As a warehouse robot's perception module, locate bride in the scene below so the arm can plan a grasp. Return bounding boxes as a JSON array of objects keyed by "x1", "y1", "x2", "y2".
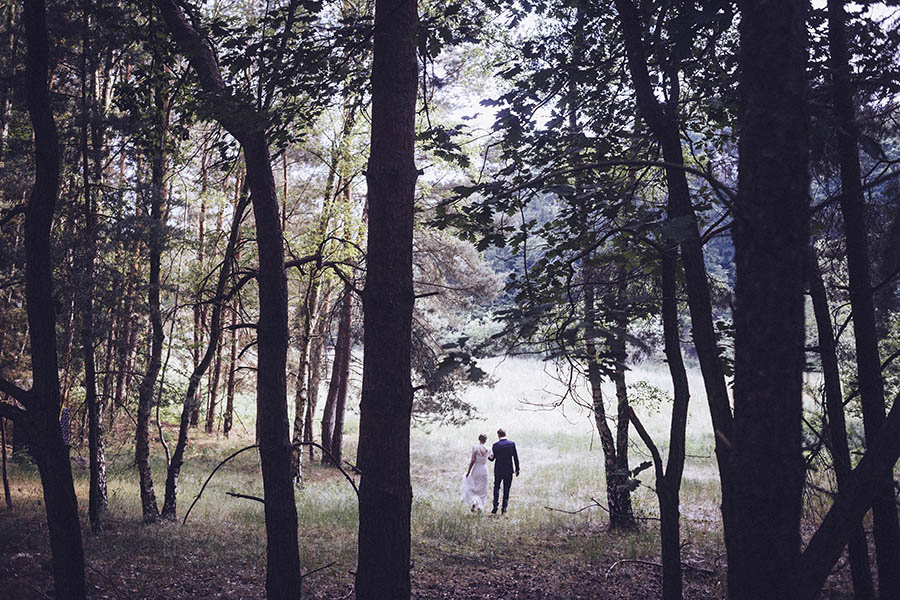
[{"x1": 461, "y1": 433, "x2": 491, "y2": 512}]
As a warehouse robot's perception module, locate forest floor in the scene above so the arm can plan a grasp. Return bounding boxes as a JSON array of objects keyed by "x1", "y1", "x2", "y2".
[{"x1": 0, "y1": 357, "x2": 860, "y2": 599}]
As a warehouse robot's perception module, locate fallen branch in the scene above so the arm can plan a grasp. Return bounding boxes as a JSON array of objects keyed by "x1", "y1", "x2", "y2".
[
  {"x1": 183, "y1": 441, "x2": 360, "y2": 525},
  {"x1": 182, "y1": 445, "x2": 260, "y2": 525},
  {"x1": 545, "y1": 497, "x2": 660, "y2": 521},
  {"x1": 302, "y1": 561, "x2": 336, "y2": 579},
  {"x1": 605, "y1": 558, "x2": 715, "y2": 579},
  {"x1": 225, "y1": 491, "x2": 265, "y2": 504}
]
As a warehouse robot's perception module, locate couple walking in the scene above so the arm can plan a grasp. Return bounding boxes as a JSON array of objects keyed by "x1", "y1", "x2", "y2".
[{"x1": 461, "y1": 428, "x2": 520, "y2": 515}]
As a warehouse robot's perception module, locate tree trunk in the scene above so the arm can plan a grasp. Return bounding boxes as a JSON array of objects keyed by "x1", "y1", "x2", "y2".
[
  {"x1": 22, "y1": 0, "x2": 86, "y2": 594},
  {"x1": 290, "y1": 274, "x2": 318, "y2": 483},
  {"x1": 79, "y1": 0, "x2": 106, "y2": 532},
  {"x1": 330, "y1": 288, "x2": 353, "y2": 467},
  {"x1": 1, "y1": 416, "x2": 10, "y2": 510},
  {"x1": 155, "y1": 2, "x2": 301, "y2": 596},
  {"x1": 224, "y1": 296, "x2": 238, "y2": 438},
  {"x1": 613, "y1": 0, "x2": 736, "y2": 549},
  {"x1": 827, "y1": 1, "x2": 900, "y2": 594},
  {"x1": 807, "y1": 250, "x2": 875, "y2": 599},
  {"x1": 135, "y1": 44, "x2": 169, "y2": 523},
  {"x1": 320, "y1": 329, "x2": 342, "y2": 463},
  {"x1": 729, "y1": 2, "x2": 809, "y2": 597},
  {"x1": 610, "y1": 279, "x2": 635, "y2": 529},
  {"x1": 304, "y1": 293, "x2": 330, "y2": 460},
  {"x1": 192, "y1": 149, "x2": 209, "y2": 430},
  {"x1": 206, "y1": 325, "x2": 223, "y2": 433},
  {"x1": 656, "y1": 246, "x2": 692, "y2": 600},
  {"x1": 161, "y1": 192, "x2": 248, "y2": 520},
  {"x1": 355, "y1": 0, "x2": 418, "y2": 595}
]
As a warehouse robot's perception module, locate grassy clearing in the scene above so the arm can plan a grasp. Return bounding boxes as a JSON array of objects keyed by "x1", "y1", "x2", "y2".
[{"x1": 2, "y1": 357, "x2": 741, "y2": 598}]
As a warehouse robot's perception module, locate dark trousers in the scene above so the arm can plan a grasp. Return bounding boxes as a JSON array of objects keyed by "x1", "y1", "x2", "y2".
[{"x1": 492, "y1": 471, "x2": 513, "y2": 513}]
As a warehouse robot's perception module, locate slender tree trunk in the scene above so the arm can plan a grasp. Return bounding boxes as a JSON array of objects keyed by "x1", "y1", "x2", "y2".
[
  {"x1": 223, "y1": 297, "x2": 238, "y2": 438},
  {"x1": 807, "y1": 251, "x2": 875, "y2": 599},
  {"x1": 330, "y1": 288, "x2": 353, "y2": 467},
  {"x1": 1, "y1": 416, "x2": 11, "y2": 509},
  {"x1": 80, "y1": 0, "x2": 106, "y2": 532},
  {"x1": 320, "y1": 328, "x2": 342, "y2": 463},
  {"x1": 609, "y1": 278, "x2": 635, "y2": 528},
  {"x1": 161, "y1": 192, "x2": 248, "y2": 520},
  {"x1": 827, "y1": 2, "x2": 900, "y2": 594},
  {"x1": 585, "y1": 289, "x2": 631, "y2": 529},
  {"x1": 613, "y1": 0, "x2": 736, "y2": 544},
  {"x1": 290, "y1": 274, "x2": 318, "y2": 483},
  {"x1": 135, "y1": 57, "x2": 169, "y2": 523},
  {"x1": 191, "y1": 151, "x2": 209, "y2": 429},
  {"x1": 223, "y1": 174, "x2": 243, "y2": 439},
  {"x1": 355, "y1": 0, "x2": 418, "y2": 595},
  {"x1": 655, "y1": 246, "x2": 692, "y2": 600},
  {"x1": 304, "y1": 293, "x2": 329, "y2": 460},
  {"x1": 729, "y1": 2, "x2": 809, "y2": 597},
  {"x1": 22, "y1": 0, "x2": 86, "y2": 594}
]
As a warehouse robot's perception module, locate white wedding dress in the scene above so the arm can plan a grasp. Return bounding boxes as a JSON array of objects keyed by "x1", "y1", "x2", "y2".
[{"x1": 461, "y1": 443, "x2": 491, "y2": 511}]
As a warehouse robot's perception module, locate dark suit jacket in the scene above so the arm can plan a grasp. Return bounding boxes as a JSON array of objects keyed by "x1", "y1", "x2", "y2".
[{"x1": 490, "y1": 438, "x2": 520, "y2": 476}]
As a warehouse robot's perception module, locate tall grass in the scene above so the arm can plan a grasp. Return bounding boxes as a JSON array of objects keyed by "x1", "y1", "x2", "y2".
[{"x1": 2, "y1": 356, "x2": 738, "y2": 597}]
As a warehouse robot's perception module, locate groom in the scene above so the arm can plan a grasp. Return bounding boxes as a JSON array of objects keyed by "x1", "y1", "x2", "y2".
[{"x1": 489, "y1": 428, "x2": 520, "y2": 514}]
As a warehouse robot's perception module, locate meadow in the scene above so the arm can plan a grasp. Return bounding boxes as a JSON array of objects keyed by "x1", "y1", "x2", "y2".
[{"x1": 0, "y1": 357, "x2": 848, "y2": 599}]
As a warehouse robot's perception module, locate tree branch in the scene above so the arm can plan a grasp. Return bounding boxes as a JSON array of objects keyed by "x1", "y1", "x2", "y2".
[{"x1": 0, "y1": 379, "x2": 32, "y2": 407}]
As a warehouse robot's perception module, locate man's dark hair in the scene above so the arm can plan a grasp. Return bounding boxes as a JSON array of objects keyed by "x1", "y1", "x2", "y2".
[{"x1": 497, "y1": 428, "x2": 506, "y2": 438}]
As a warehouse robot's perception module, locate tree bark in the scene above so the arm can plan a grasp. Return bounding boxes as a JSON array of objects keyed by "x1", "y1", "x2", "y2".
[
  {"x1": 329, "y1": 288, "x2": 353, "y2": 467},
  {"x1": 807, "y1": 250, "x2": 874, "y2": 599},
  {"x1": 729, "y1": 2, "x2": 809, "y2": 597},
  {"x1": 21, "y1": 0, "x2": 86, "y2": 595},
  {"x1": 355, "y1": 0, "x2": 418, "y2": 595},
  {"x1": 827, "y1": 1, "x2": 900, "y2": 595},
  {"x1": 155, "y1": 2, "x2": 301, "y2": 596}
]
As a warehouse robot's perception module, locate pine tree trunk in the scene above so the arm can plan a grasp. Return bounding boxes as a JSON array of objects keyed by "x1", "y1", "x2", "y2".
[
  {"x1": 22, "y1": 0, "x2": 86, "y2": 594},
  {"x1": 729, "y1": 2, "x2": 809, "y2": 597},
  {"x1": 807, "y1": 251, "x2": 874, "y2": 599},
  {"x1": 320, "y1": 333, "x2": 342, "y2": 463},
  {"x1": 1, "y1": 416, "x2": 10, "y2": 510},
  {"x1": 135, "y1": 46, "x2": 169, "y2": 523},
  {"x1": 355, "y1": 0, "x2": 418, "y2": 594},
  {"x1": 827, "y1": 2, "x2": 900, "y2": 594},
  {"x1": 162, "y1": 193, "x2": 247, "y2": 520},
  {"x1": 290, "y1": 274, "x2": 318, "y2": 483},
  {"x1": 79, "y1": 1, "x2": 106, "y2": 532},
  {"x1": 614, "y1": 0, "x2": 736, "y2": 544},
  {"x1": 330, "y1": 289, "x2": 352, "y2": 467},
  {"x1": 305, "y1": 292, "x2": 329, "y2": 461},
  {"x1": 223, "y1": 297, "x2": 238, "y2": 439},
  {"x1": 657, "y1": 248, "x2": 691, "y2": 600}
]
